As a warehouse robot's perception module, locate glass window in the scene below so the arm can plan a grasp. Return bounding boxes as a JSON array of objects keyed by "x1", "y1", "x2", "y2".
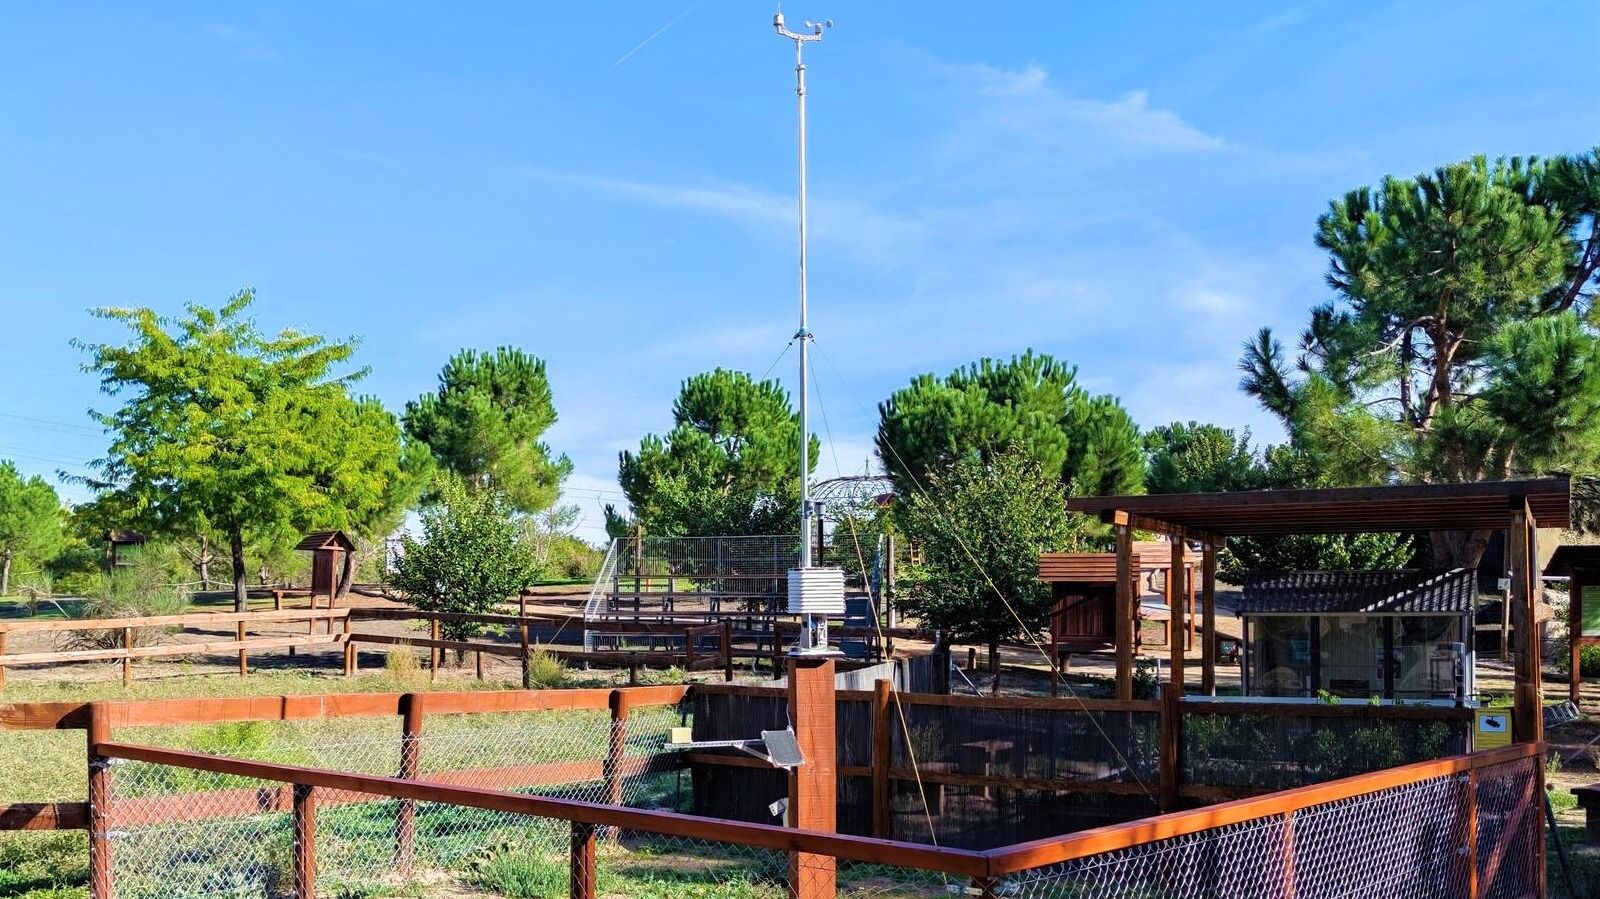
[
  {"x1": 1393, "y1": 616, "x2": 1464, "y2": 699},
  {"x1": 1249, "y1": 616, "x2": 1312, "y2": 696},
  {"x1": 1318, "y1": 616, "x2": 1383, "y2": 698}
]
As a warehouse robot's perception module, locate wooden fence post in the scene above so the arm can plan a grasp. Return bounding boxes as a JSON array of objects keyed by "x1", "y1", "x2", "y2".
[
  {"x1": 570, "y1": 821, "x2": 598, "y2": 899},
  {"x1": 872, "y1": 679, "x2": 892, "y2": 838},
  {"x1": 429, "y1": 619, "x2": 441, "y2": 681},
  {"x1": 395, "y1": 693, "x2": 423, "y2": 875},
  {"x1": 605, "y1": 690, "x2": 629, "y2": 807},
  {"x1": 343, "y1": 616, "x2": 355, "y2": 676},
  {"x1": 683, "y1": 628, "x2": 696, "y2": 674},
  {"x1": 121, "y1": 628, "x2": 133, "y2": 687},
  {"x1": 722, "y1": 619, "x2": 734, "y2": 682},
  {"x1": 1464, "y1": 769, "x2": 1479, "y2": 899},
  {"x1": 87, "y1": 703, "x2": 112, "y2": 899},
  {"x1": 293, "y1": 784, "x2": 316, "y2": 899},
  {"x1": 520, "y1": 619, "x2": 532, "y2": 689},
  {"x1": 237, "y1": 622, "x2": 248, "y2": 676},
  {"x1": 475, "y1": 650, "x2": 484, "y2": 681},
  {"x1": 1158, "y1": 683, "x2": 1180, "y2": 812}
]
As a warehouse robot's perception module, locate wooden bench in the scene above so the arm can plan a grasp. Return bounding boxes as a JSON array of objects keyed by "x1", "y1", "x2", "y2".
[{"x1": 1574, "y1": 783, "x2": 1600, "y2": 844}]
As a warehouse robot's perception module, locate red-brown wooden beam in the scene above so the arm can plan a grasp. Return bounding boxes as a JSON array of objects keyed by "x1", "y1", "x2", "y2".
[{"x1": 788, "y1": 656, "x2": 837, "y2": 899}]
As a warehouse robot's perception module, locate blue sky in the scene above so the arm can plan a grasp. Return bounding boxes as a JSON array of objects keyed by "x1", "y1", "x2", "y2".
[{"x1": 3, "y1": 2, "x2": 1598, "y2": 542}]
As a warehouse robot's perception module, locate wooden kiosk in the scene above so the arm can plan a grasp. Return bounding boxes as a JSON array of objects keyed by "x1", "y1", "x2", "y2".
[
  {"x1": 1066, "y1": 477, "x2": 1567, "y2": 749},
  {"x1": 296, "y1": 530, "x2": 355, "y2": 607}
]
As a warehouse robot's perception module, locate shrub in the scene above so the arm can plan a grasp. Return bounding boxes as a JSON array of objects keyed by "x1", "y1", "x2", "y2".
[
  {"x1": 523, "y1": 649, "x2": 568, "y2": 688},
  {"x1": 385, "y1": 648, "x2": 422, "y2": 683},
  {"x1": 60, "y1": 570, "x2": 189, "y2": 651},
  {"x1": 1581, "y1": 644, "x2": 1600, "y2": 678}
]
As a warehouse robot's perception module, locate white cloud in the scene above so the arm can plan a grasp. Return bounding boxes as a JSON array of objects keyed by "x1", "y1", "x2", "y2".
[{"x1": 963, "y1": 63, "x2": 1228, "y2": 153}]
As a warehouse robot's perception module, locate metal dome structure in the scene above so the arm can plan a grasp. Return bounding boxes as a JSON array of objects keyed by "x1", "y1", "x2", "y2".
[{"x1": 809, "y1": 475, "x2": 895, "y2": 522}]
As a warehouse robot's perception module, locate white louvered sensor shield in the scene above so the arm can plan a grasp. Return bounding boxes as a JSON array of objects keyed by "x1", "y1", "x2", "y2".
[{"x1": 787, "y1": 566, "x2": 845, "y2": 615}]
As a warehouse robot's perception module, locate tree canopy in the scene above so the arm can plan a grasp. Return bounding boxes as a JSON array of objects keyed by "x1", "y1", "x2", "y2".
[
  {"x1": 1241, "y1": 152, "x2": 1600, "y2": 565},
  {"x1": 897, "y1": 446, "x2": 1080, "y2": 682},
  {"x1": 1141, "y1": 422, "x2": 1414, "y2": 582},
  {"x1": 876, "y1": 351, "x2": 1144, "y2": 502},
  {"x1": 0, "y1": 461, "x2": 64, "y2": 596},
  {"x1": 404, "y1": 347, "x2": 572, "y2": 514},
  {"x1": 78, "y1": 290, "x2": 425, "y2": 610},
  {"x1": 616, "y1": 369, "x2": 817, "y2": 537}
]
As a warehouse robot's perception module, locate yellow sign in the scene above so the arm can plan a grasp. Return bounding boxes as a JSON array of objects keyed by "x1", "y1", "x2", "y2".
[{"x1": 1475, "y1": 709, "x2": 1511, "y2": 750}]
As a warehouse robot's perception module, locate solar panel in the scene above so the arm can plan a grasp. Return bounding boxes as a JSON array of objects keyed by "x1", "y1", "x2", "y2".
[{"x1": 760, "y1": 729, "x2": 805, "y2": 769}]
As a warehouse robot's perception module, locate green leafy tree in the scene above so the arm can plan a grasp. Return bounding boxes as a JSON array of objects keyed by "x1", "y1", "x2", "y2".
[
  {"x1": 877, "y1": 351, "x2": 1143, "y2": 502},
  {"x1": 1143, "y1": 422, "x2": 1259, "y2": 495},
  {"x1": 618, "y1": 369, "x2": 818, "y2": 537},
  {"x1": 404, "y1": 348, "x2": 572, "y2": 514},
  {"x1": 897, "y1": 446, "x2": 1083, "y2": 684},
  {"x1": 0, "y1": 461, "x2": 64, "y2": 596},
  {"x1": 1241, "y1": 153, "x2": 1600, "y2": 566},
  {"x1": 390, "y1": 476, "x2": 538, "y2": 646},
  {"x1": 78, "y1": 290, "x2": 423, "y2": 611}
]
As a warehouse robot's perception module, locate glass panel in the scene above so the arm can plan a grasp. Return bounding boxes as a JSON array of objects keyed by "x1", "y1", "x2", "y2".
[
  {"x1": 1393, "y1": 617, "x2": 1463, "y2": 699},
  {"x1": 1249, "y1": 616, "x2": 1312, "y2": 696},
  {"x1": 1318, "y1": 616, "x2": 1383, "y2": 698}
]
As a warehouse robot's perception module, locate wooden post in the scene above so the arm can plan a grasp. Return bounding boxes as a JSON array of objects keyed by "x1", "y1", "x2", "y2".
[
  {"x1": 722, "y1": 619, "x2": 734, "y2": 682},
  {"x1": 1049, "y1": 628, "x2": 1060, "y2": 697},
  {"x1": 871, "y1": 678, "x2": 891, "y2": 838},
  {"x1": 884, "y1": 533, "x2": 897, "y2": 630},
  {"x1": 1114, "y1": 517, "x2": 1134, "y2": 700},
  {"x1": 395, "y1": 693, "x2": 422, "y2": 875},
  {"x1": 1201, "y1": 543, "x2": 1217, "y2": 696},
  {"x1": 1157, "y1": 682, "x2": 1179, "y2": 812},
  {"x1": 605, "y1": 690, "x2": 629, "y2": 807},
  {"x1": 475, "y1": 650, "x2": 484, "y2": 681},
  {"x1": 684, "y1": 627, "x2": 697, "y2": 673},
  {"x1": 293, "y1": 783, "x2": 316, "y2": 899},
  {"x1": 1169, "y1": 539, "x2": 1186, "y2": 693},
  {"x1": 1571, "y1": 567, "x2": 1585, "y2": 707},
  {"x1": 1281, "y1": 810, "x2": 1296, "y2": 899},
  {"x1": 1186, "y1": 564, "x2": 1196, "y2": 651},
  {"x1": 1509, "y1": 499, "x2": 1542, "y2": 744},
  {"x1": 519, "y1": 594, "x2": 528, "y2": 618},
  {"x1": 429, "y1": 619, "x2": 441, "y2": 680},
  {"x1": 237, "y1": 621, "x2": 248, "y2": 676},
  {"x1": 966, "y1": 647, "x2": 977, "y2": 672},
  {"x1": 520, "y1": 620, "x2": 532, "y2": 689},
  {"x1": 787, "y1": 656, "x2": 837, "y2": 899},
  {"x1": 343, "y1": 616, "x2": 355, "y2": 677},
  {"x1": 121, "y1": 628, "x2": 133, "y2": 687},
  {"x1": 570, "y1": 821, "x2": 598, "y2": 899},
  {"x1": 87, "y1": 703, "x2": 112, "y2": 899}
]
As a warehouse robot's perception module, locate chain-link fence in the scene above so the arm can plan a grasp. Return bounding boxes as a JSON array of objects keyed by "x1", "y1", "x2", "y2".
[{"x1": 88, "y1": 690, "x2": 1542, "y2": 899}]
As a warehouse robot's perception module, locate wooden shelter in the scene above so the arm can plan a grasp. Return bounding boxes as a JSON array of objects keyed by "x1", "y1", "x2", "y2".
[
  {"x1": 1544, "y1": 544, "x2": 1600, "y2": 706},
  {"x1": 296, "y1": 530, "x2": 355, "y2": 607},
  {"x1": 1038, "y1": 542, "x2": 1198, "y2": 651},
  {"x1": 1066, "y1": 477, "x2": 1569, "y2": 744},
  {"x1": 101, "y1": 530, "x2": 145, "y2": 572}
]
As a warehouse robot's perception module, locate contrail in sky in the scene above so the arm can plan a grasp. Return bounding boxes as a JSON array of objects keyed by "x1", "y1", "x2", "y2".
[{"x1": 612, "y1": 1, "x2": 705, "y2": 67}]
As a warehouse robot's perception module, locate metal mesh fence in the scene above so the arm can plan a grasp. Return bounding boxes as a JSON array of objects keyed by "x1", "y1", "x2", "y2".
[{"x1": 1181, "y1": 707, "x2": 1470, "y2": 793}]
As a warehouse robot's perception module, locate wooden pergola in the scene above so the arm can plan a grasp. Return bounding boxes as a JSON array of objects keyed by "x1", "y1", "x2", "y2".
[
  {"x1": 1066, "y1": 476, "x2": 1570, "y2": 744},
  {"x1": 1543, "y1": 544, "x2": 1600, "y2": 707}
]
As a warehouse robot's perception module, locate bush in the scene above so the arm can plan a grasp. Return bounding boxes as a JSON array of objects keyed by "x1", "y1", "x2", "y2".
[
  {"x1": 60, "y1": 570, "x2": 190, "y2": 651},
  {"x1": 1582, "y1": 644, "x2": 1600, "y2": 678},
  {"x1": 522, "y1": 650, "x2": 568, "y2": 688},
  {"x1": 385, "y1": 648, "x2": 423, "y2": 683}
]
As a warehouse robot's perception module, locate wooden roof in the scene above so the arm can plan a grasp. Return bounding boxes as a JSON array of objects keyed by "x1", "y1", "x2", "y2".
[
  {"x1": 1544, "y1": 544, "x2": 1600, "y2": 577},
  {"x1": 295, "y1": 530, "x2": 355, "y2": 552},
  {"x1": 1065, "y1": 477, "x2": 1570, "y2": 538},
  {"x1": 1038, "y1": 553, "x2": 1130, "y2": 583}
]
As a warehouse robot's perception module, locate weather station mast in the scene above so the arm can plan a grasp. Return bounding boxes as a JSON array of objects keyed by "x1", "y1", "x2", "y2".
[
  {"x1": 773, "y1": 12, "x2": 843, "y2": 894},
  {"x1": 774, "y1": 10, "x2": 845, "y2": 660}
]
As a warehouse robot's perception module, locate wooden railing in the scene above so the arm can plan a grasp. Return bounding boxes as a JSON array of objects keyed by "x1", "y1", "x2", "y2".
[{"x1": 0, "y1": 608, "x2": 352, "y2": 691}]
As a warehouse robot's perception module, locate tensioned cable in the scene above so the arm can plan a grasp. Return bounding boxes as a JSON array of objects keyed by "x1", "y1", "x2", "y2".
[
  {"x1": 807, "y1": 361, "x2": 946, "y2": 855},
  {"x1": 810, "y1": 339, "x2": 1154, "y2": 801}
]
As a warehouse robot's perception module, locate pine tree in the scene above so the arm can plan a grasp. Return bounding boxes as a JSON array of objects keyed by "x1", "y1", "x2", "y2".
[{"x1": 0, "y1": 461, "x2": 64, "y2": 596}]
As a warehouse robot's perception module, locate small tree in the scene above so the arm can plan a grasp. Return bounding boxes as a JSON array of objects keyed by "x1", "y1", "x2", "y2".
[
  {"x1": 897, "y1": 447, "x2": 1079, "y2": 687},
  {"x1": 0, "y1": 461, "x2": 64, "y2": 596},
  {"x1": 390, "y1": 477, "x2": 538, "y2": 650}
]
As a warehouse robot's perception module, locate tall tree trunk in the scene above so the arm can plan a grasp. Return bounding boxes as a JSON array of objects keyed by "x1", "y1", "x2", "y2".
[
  {"x1": 336, "y1": 547, "x2": 355, "y2": 599},
  {"x1": 1430, "y1": 529, "x2": 1493, "y2": 570},
  {"x1": 197, "y1": 534, "x2": 211, "y2": 589},
  {"x1": 1, "y1": 550, "x2": 11, "y2": 597},
  {"x1": 230, "y1": 531, "x2": 249, "y2": 613}
]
